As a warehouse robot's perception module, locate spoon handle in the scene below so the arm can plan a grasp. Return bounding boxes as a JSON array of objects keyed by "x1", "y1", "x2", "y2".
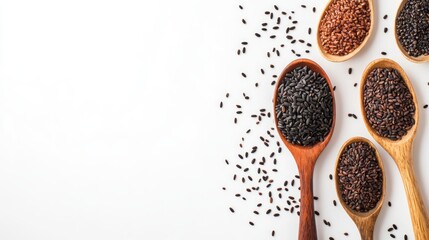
[
  {"x1": 357, "y1": 219, "x2": 375, "y2": 240},
  {"x1": 400, "y1": 161, "x2": 429, "y2": 240},
  {"x1": 298, "y1": 166, "x2": 317, "y2": 240}
]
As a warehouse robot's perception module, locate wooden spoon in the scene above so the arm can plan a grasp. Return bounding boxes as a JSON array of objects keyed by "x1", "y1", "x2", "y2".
[
  {"x1": 394, "y1": 0, "x2": 429, "y2": 63},
  {"x1": 317, "y1": 0, "x2": 374, "y2": 62},
  {"x1": 273, "y1": 59, "x2": 336, "y2": 240},
  {"x1": 360, "y1": 58, "x2": 429, "y2": 239},
  {"x1": 335, "y1": 137, "x2": 385, "y2": 240}
]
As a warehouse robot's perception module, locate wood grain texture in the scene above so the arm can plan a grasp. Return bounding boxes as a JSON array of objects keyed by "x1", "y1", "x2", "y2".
[
  {"x1": 394, "y1": 0, "x2": 429, "y2": 63},
  {"x1": 335, "y1": 137, "x2": 386, "y2": 240},
  {"x1": 360, "y1": 59, "x2": 429, "y2": 240},
  {"x1": 316, "y1": 0, "x2": 374, "y2": 62},
  {"x1": 273, "y1": 59, "x2": 336, "y2": 240}
]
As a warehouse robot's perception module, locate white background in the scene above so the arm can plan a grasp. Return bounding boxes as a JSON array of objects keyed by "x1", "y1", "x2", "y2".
[{"x1": 0, "y1": 0, "x2": 428, "y2": 239}]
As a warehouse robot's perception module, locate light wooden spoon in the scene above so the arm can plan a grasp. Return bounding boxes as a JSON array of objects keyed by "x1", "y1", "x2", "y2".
[
  {"x1": 395, "y1": 0, "x2": 429, "y2": 63},
  {"x1": 317, "y1": 0, "x2": 374, "y2": 62},
  {"x1": 360, "y1": 58, "x2": 429, "y2": 240},
  {"x1": 335, "y1": 137, "x2": 385, "y2": 240},
  {"x1": 273, "y1": 59, "x2": 336, "y2": 240}
]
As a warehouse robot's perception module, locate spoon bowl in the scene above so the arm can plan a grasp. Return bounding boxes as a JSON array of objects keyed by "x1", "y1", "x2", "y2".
[
  {"x1": 360, "y1": 58, "x2": 429, "y2": 239},
  {"x1": 395, "y1": 0, "x2": 429, "y2": 63},
  {"x1": 335, "y1": 137, "x2": 385, "y2": 240},
  {"x1": 317, "y1": 0, "x2": 374, "y2": 62},
  {"x1": 273, "y1": 59, "x2": 336, "y2": 240}
]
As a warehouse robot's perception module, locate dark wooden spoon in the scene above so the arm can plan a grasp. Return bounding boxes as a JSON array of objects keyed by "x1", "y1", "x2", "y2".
[{"x1": 273, "y1": 59, "x2": 336, "y2": 240}]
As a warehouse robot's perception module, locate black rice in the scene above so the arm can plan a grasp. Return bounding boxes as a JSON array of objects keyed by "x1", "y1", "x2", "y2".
[
  {"x1": 275, "y1": 65, "x2": 333, "y2": 146},
  {"x1": 396, "y1": 0, "x2": 429, "y2": 57}
]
